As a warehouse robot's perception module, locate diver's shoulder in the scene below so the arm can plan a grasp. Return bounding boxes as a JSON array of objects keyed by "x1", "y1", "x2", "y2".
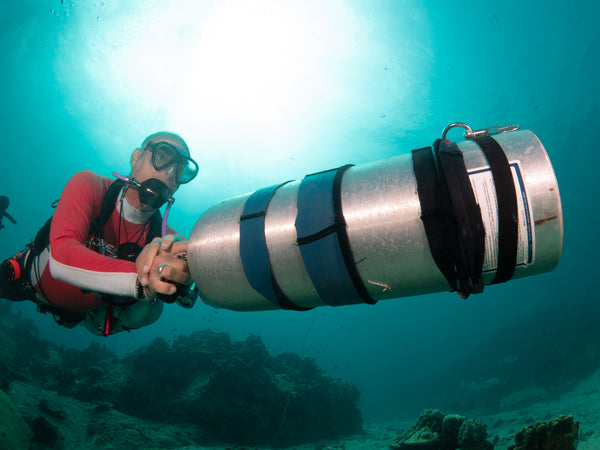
[{"x1": 69, "y1": 170, "x2": 112, "y2": 187}]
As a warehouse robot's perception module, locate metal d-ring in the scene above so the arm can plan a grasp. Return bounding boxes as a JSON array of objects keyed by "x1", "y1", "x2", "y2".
[
  {"x1": 441, "y1": 122, "x2": 473, "y2": 141},
  {"x1": 442, "y1": 123, "x2": 520, "y2": 141}
]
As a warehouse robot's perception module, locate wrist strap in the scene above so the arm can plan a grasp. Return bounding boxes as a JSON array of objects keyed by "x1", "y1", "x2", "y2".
[{"x1": 135, "y1": 278, "x2": 147, "y2": 300}]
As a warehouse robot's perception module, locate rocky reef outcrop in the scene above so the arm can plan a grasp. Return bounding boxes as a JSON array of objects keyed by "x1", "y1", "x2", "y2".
[
  {"x1": 509, "y1": 415, "x2": 579, "y2": 450},
  {"x1": 390, "y1": 408, "x2": 494, "y2": 450},
  {"x1": 0, "y1": 304, "x2": 362, "y2": 448}
]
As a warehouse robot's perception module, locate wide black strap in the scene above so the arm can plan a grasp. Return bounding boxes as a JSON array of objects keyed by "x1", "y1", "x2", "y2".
[
  {"x1": 239, "y1": 182, "x2": 312, "y2": 311},
  {"x1": 473, "y1": 135, "x2": 519, "y2": 284},
  {"x1": 146, "y1": 210, "x2": 163, "y2": 244},
  {"x1": 411, "y1": 146, "x2": 458, "y2": 292},
  {"x1": 436, "y1": 139, "x2": 486, "y2": 297},
  {"x1": 413, "y1": 141, "x2": 487, "y2": 298},
  {"x1": 95, "y1": 179, "x2": 126, "y2": 235}
]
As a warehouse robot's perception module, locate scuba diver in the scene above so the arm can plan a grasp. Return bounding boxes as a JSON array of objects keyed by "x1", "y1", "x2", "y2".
[
  {"x1": 0, "y1": 132, "x2": 198, "y2": 336},
  {"x1": 0, "y1": 195, "x2": 17, "y2": 230}
]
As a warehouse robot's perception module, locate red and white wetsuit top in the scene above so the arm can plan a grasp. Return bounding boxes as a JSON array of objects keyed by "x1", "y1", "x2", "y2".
[{"x1": 33, "y1": 170, "x2": 174, "y2": 312}]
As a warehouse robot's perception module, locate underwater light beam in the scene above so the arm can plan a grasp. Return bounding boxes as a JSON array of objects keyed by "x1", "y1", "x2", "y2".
[
  {"x1": 94, "y1": 1, "x2": 360, "y2": 161},
  {"x1": 57, "y1": 0, "x2": 431, "y2": 191}
]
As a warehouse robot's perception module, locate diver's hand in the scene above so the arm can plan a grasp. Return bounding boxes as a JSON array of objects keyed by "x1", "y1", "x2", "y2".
[
  {"x1": 136, "y1": 236, "x2": 191, "y2": 299},
  {"x1": 136, "y1": 235, "x2": 181, "y2": 287}
]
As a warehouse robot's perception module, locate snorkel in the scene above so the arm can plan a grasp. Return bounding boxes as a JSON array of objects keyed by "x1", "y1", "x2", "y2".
[{"x1": 112, "y1": 171, "x2": 174, "y2": 237}]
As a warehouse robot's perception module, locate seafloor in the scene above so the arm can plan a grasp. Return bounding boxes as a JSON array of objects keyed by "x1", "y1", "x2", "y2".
[
  {"x1": 1, "y1": 303, "x2": 599, "y2": 449},
  {"x1": 7, "y1": 370, "x2": 600, "y2": 449}
]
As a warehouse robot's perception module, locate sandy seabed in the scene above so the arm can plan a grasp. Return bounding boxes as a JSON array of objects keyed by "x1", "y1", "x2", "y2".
[
  {"x1": 223, "y1": 365, "x2": 600, "y2": 450},
  {"x1": 328, "y1": 365, "x2": 600, "y2": 450}
]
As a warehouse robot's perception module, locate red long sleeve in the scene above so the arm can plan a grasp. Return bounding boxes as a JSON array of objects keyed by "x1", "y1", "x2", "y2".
[{"x1": 35, "y1": 170, "x2": 156, "y2": 311}]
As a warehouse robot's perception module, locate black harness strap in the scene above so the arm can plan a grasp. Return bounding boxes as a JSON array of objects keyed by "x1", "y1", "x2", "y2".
[
  {"x1": 436, "y1": 139, "x2": 485, "y2": 297},
  {"x1": 411, "y1": 146, "x2": 458, "y2": 292},
  {"x1": 473, "y1": 135, "x2": 519, "y2": 284},
  {"x1": 412, "y1": 140, "x2": 488, "y2": 298},
  {"x1": 96, "y1": 179, "x2": 127, "y2": 235}
]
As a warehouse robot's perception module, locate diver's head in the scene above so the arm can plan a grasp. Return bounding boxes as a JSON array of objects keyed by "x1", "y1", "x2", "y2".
[{"x1": 128, "y1": 132, "x2": 197, "y2": 211}]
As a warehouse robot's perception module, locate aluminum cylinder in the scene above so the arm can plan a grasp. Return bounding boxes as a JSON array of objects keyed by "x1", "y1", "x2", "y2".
[{"x1": 188, "y1": 130, "x2": 563, "y2": 311}]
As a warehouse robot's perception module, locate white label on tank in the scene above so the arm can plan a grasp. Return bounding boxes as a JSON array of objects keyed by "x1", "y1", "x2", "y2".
[{"x1": 468, "y1": 161, "x2": 535, "y2": 273}]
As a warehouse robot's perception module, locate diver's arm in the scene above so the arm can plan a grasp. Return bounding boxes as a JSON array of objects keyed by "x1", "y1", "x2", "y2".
[{"x1": 48, "y1": 170, "x2": 140, "y2": 297}]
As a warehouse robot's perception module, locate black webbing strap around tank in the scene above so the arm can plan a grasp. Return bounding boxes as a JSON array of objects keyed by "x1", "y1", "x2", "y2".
[
  {"x1": 411, "y1": 140, "x2": 486, "y2": 298},
  {"x1": 239, "y1": 182, "x2": 312, "y2": 311},
  {"x1": 411, "y1": 146, "x2": 459, "y2": 292},
  {"x1": 295, "y1": 165, "x2": 376, "y2": 306},
  {"x1": 473, "y1": 134, "x2": 519, "y2": 284},
  {"x1": 436, "y1": 139, "x2": 486, "y2": 296}
]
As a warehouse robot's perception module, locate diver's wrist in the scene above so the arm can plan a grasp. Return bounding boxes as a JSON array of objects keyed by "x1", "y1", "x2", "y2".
[{"x1": 135, "y1": 277, "x2": 153, "y2": 300}]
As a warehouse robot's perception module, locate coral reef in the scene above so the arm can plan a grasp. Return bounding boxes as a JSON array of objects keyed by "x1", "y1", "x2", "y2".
[
  {"x1": 0, "y1": 308, "x2": 362, "y2": 448},
  {"x1": 110, "y1": 332, "x2": 362, "y2": 446},
  {"x1": 508, "y1": 415, "x2": 579, "y2": 450},
  {"x1": 390, "y1": 408, "x2": 493, "y2": 450}
]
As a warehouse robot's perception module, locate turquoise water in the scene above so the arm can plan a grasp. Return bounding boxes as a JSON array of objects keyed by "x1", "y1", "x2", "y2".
[{"x1": 1, "y1": 0, "x2": 598, "y2": 421}]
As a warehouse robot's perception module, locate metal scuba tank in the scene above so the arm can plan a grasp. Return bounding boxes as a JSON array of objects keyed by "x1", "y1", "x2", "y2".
[{"x1": 187, "y1": 124, "x2": 563, "y2": 311}]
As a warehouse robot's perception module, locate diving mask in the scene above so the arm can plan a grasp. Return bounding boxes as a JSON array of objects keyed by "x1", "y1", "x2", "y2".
[{"x1": 143, "y1": 141, "x2": 199, "y2": 184}]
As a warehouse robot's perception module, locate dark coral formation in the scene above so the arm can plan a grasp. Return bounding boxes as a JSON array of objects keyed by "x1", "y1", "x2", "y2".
[
  {"x1": 116, "y1": 332, "x2": 363, "y2": 446},
  {"x1": 509, "y1": 415, "x2": 579, "y2": 450},
  {"x1": 390, "y1": 408, "x2": 494, "y2": 450},
  {"x1": 0, "y1": 306, "x2": 362, "y2": 447}
]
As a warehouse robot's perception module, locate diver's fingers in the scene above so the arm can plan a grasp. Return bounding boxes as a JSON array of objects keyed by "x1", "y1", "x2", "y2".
[
  {"x1": 154, "y1": 263, "x2": 192, "y2": 286},
  {"x1": 158, "y1": 234, "x2": 186, "y2": 251},
  {"x1": 158, "y1": 234, "x2": 176, "y2": 251},
  {"x1": 151, "y1": 277, "x2": 178, "y2": 296},
  {"x1": 149, "y1": 264, "x2": 189, "y2": 295},
  {"x1": 167, "y1": 241, "x2": 188, "y2": 258}
]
